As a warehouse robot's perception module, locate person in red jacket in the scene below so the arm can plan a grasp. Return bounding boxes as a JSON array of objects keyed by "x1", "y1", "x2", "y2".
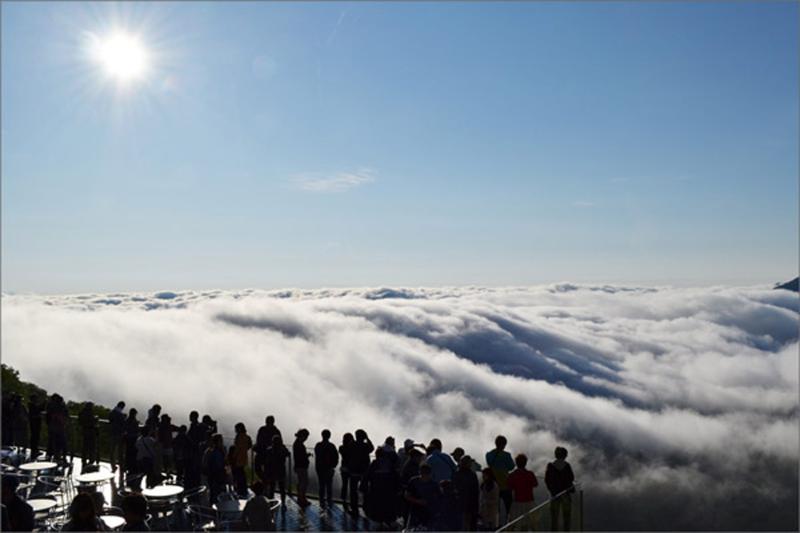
[{"x1": 507, "y1": 454, "x2": 538, "y2": 531}]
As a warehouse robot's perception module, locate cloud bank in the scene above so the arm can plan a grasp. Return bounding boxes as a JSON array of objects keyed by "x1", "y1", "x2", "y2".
[{"x1": 2, "y1": 284, "x2": 797, "y2": 530}]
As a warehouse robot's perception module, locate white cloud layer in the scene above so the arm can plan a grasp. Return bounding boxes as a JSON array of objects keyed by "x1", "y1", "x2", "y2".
[{"x1": 2, "y1": 284, "x2": 797, "y2": 529}]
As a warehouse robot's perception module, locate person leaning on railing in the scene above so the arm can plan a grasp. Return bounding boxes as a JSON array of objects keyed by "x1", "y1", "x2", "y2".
[{"x1": 544, "y1": 447, "x2": 576, "y2": 532}]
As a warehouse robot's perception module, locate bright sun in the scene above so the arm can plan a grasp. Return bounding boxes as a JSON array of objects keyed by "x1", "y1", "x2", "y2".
[{"x1": 90, "y1": 31, "x2": 149, "y2": 83}]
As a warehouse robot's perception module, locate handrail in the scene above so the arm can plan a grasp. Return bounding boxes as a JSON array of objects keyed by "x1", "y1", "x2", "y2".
[{"x1": 494, "y1": 482, "x2": 581, "y2": 533}]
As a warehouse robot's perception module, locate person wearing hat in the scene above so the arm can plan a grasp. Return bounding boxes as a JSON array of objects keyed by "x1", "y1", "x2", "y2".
[
  {"x1": 398, "y1": 439, "x2": 425, "y2": 473},
  {"x1": 292, "y1": 429, "x2": 312, "y2": 507}
]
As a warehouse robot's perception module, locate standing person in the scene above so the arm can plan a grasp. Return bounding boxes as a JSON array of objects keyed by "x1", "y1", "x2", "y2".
[
  {"x1": 347, "y1": 429, "x2": 374, "y2": 516},
  {"x1": 314, "y1": 429, "x2": 339, "y2": 509},
  {"x1": 405, "y1": 463, "x2": 440, "y2": 530},
  {"x1": 10, "y1": 394, "x2": 28, "y2": 449},
  {"x1": 136, "y1": 427, "x2": 159, "y2": 488},
  {"x1": 1, "y1": 394, "x2": 11, "y2": 447},
  {"x1": 453, "y1": 455, "x2": 480, "y2": 531},
  {"x1": 396, "y1": 439, "x2": 416, "y2": 473},
  {"x1": 264, "y1": 434, "x2": 290, "y2": 505},
  {"x1": 435, "y1": 479, "x2": 461, "y2": 531},
  {"x1": 46, "y1": 394, "x2": 68, "y2": 464},
  {"x1": 362, "y1": 447, "x2": 400, "y2": 526},
  {"x1": 145, "y1": 405, "x2": 161, "y2": 434},
  {"x1": 185, "y1": 411, "x2": 205, "y2": 489},
  {"x1": 545, "y1": 447, "x2": 575, "y2": 532},
  {"x1": 486, "y1": 435, "x2": 515, "y2": 524},
  {"x1": 379, "y1": 436, "x2": 399, "y2": 471},
  {"x1": 292, "y1": 429, "x2": 311, "y2": 507},
  {"x1": 78, "y1": 402, "x2": 99, "y2": 468},
  {"x1": 399, "y1": 449, "x2": 424, "y2": 523},
  {"x1": 204, "y1": 434, "x2": 227, "y2": 504},
  {"x1": 232, "y1": 423, "x2": 253, "y2": 498},
  {"x1": 339, "y1": 433, "x2": 355, "y2": 508},
  {"x1": 507, "y1": 454, "x2": 538, "y2": 531},
  {"x1": 479, "y1": 468, "x2": 499, "y2": 530},
  {"x1": 173, "y1": 425, "x2": 190, "y2": 484},
  {"x1": 158, "y1": 414, "x2": 178, "y2": 475},
  {"x1": 109, "y1": 401, "x2": 126, "y2": 472},
  {"x1": 27, "y1": 394, "x2": 44, "y2": 461},
  {"x1": 425, "y1": 438, "x2": 457, "y2": 483},
  {"x1": 124, "y1": 409, "x2": 141, "y2": 483},
  {"x1": 201, "y1": 415, "x2": 217, "y2": 442},
  {"x1": 256, "y1": 416, "x2": 282, "y2": 453}
]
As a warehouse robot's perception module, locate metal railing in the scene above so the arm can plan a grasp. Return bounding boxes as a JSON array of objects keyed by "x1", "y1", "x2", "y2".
[{"x1": 496, "y1": 482, "x2": 583, "y2": 532}]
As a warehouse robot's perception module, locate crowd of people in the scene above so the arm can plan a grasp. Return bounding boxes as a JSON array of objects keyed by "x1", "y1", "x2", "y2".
[{"x1": 2, "y1": 393, "x2": 577, "y2": 531}]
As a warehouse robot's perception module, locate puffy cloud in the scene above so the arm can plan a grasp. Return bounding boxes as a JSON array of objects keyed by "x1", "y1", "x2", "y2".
[{"x1": 1, "y1": 284, "x2": 797, "y2": 529}]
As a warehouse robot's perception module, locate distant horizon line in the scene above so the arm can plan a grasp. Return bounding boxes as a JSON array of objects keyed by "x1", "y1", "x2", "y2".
[{"x1": 2, "y1": 277, "x2": 796, "y2": 298}]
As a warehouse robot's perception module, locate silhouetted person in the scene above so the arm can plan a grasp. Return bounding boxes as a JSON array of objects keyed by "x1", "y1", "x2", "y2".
[
  {"x1": 242, "y1": 481, "x2": 275, "y2": 531},
  {"x1": 78, "y1": 402, "x2": 99, "y2": 468},
  {"x1": 145, "y1": 404, "x2": 161, "y2": 433},
  {"x1": 292, "y1": 429, "x2": 311, "y2": 507},
  {"x1": 10, "y1": 394, "x2": 28, "y2": 449},
  {"x1": 46, "y1": 393, "x2": 68, "y2": 464},
  {"x1": 124, "y1": 408, "x2": 141, "y2": 479},
  {"x1": 264, "y1": 434, "x2": 289, "y2": 505},
  {"x1": 109, "y1": 401, "x2": 126, "y2": 472},
  {"x1": 28, "y1": 394, "x2": 44, "y2": 461},
  {"x1": 232, "y1": 423, "x2": 253, "y2": 497},
  {"x1": 255, "y1": 416, "x2": 282, "y2": 454},
  {"x1": 379, "y1": 436, "x2": 399, "y2": 471},
  {"x1": 545, "y1": 447, "x2": 575, "y2": 531},
  {"x1": 62, "y1": 493, "x2": 105, "y2": 531},
  {"x1": 339, "y1": 432, "x2": 355, "y2": 507},
  {"x1": 347, "y1": 429, "x2": 374, "y2": 516},
  {"x1": 121, "y1": 494, "x2": 150, "y2": 531},
  {"x1": 314, "y1": 429, "x2": 339, "y2": 508},
  {"x1": 479, "y1": 467, "x2": 499, "y2": 530},
  {"x1": 1, "y1": 394, "x2": 11, "y2": 447},
  {"x1": 405, "y1": 463, "x2": 440, "y2": 529},
  {"x1": 397, "y1": 439, "x2": 418, "y2": 473},
  {"x1": 425, "y1": 438, "x2": 457, "y2": 482},
  {"x1": 173, "y1": 425, "x2": 190, "y2": 484},
  {"x1": 201, "y1": 414, "x2": 218, "y2": 442},
  {"x1": 453, "y1": 455, "x2": 480, "y2": 531},
  {"x1": 507, "y1": 453, "x2": 538, "y2": 531},
  {"x1": 435, "y1": 479, "x2": 461, "y2": 531},
  {"x1": 203, "y1": 434, "x2": 227, "y2": 504},
  {"x1": 185, "y1": 411, "x2": 205, "y2": 489},
  {"x1": 363, "y1": 447, "x2": 400, "y2": 526},
  {"x1": 399, "y1": 448, "x2": 424, "y2": 522},
  {"x1": 137, "y1": 426, "x2": 159, "y2": 488},
  {"x1": 486, "y1": 435, "x2": 515, "y2": 524},
  {"x1": 1, "y1": 476, "x2": 33, "y2": 532},
  {"x1": 158, "y1": 414, "x2": 177, "y2": 475}
]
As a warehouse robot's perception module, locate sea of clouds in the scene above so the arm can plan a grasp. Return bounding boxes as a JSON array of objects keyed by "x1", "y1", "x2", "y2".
[{"x1": 2, "y1": 284, "x2": 798, "y2": 530}]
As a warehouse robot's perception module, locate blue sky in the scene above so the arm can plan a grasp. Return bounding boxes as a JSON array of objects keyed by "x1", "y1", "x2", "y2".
[{"x1": 2, "y1": 1, "x2": 797, "y2": 293}]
